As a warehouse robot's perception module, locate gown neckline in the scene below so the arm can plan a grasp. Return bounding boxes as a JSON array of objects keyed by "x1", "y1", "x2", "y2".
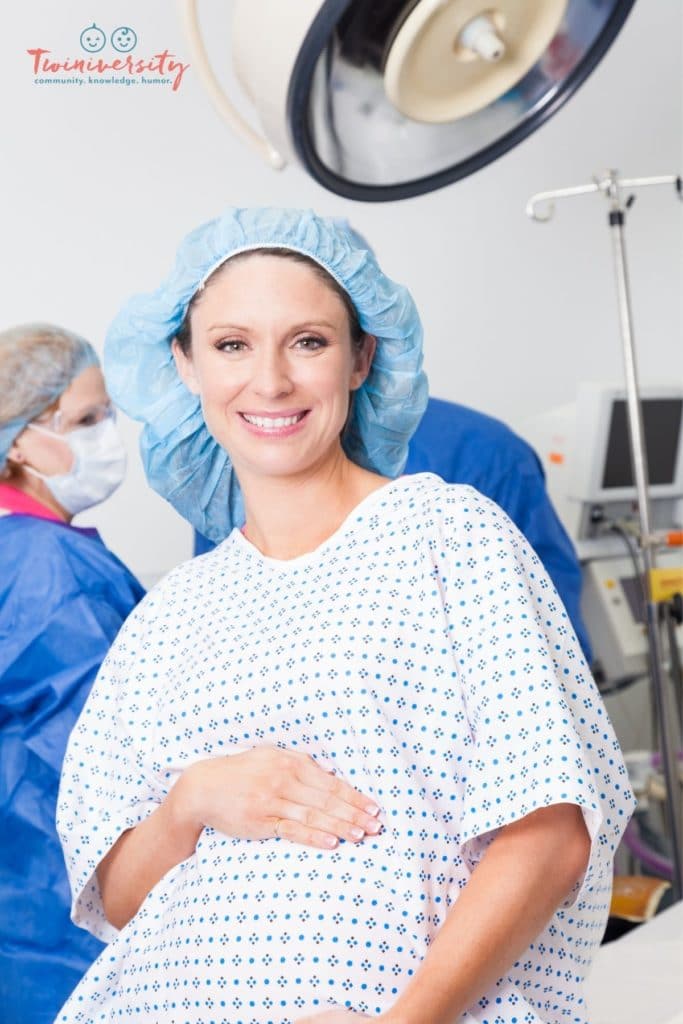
[{"x1": 230, "y1": 473, "x2": 431, "y2": 569}]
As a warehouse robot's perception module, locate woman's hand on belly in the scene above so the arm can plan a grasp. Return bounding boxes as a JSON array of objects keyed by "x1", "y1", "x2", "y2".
[
  {"x1": 99, "y1": 746, "x2": 382, "y2": 931},
  {"x1": 176, "y1": 745, "x2": 382, "y2": 849}
]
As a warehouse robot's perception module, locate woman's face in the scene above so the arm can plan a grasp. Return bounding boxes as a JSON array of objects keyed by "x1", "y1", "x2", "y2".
[
  {"x1": 173, "y1": 254, "x2": 374, "y2": 485},
  {"x1": 10, "y1": 366, "x2": 110, "y2": 476}
]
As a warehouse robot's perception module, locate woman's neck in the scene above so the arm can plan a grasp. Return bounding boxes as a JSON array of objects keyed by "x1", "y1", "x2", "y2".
[
  {"x1": 239, "y1": 450, "x2": 389, "y2": 560},
  {"x1": 2, "y1": 470, "x2": 71, "y2": 522}
]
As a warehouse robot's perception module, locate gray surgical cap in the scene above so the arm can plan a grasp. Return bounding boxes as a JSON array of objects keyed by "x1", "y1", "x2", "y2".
[
  {"x1": 104, "y1": 207, "x2": 428, "y2": 543},
  {"x1": 0, "y1": 324, "x2": 99, "y2": 467}
]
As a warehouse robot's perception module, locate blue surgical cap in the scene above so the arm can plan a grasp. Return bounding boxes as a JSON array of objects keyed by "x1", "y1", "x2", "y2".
[
  {"x1": 0, "y1": 324, "x2": 99, "y2": 468},
  {"x1": 104, "y1": 207, "x2": 428, "y2": 543}
]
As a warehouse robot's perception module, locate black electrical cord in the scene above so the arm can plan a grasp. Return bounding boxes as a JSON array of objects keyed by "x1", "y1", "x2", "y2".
[
  {"x1": 608, "y1": 520, "x2": 649, "y2": 621},
  {"x1": 596, "y1": 671, "x2": 645, "y2": 697}
]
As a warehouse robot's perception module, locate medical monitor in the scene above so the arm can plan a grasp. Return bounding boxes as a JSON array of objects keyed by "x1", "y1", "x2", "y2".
[{"x1": 571, "y1": 383, "x2": 683, "y2": 504}]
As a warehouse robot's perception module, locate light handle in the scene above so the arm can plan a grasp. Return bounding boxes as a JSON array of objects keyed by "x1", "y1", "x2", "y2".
[{"x1": 177, "y1": 0, "x2": 286, "y2": 170}]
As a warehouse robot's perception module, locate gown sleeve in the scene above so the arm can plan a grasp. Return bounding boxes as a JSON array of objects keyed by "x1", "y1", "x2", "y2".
[
  {"x1": 440, "y1": 486, "x2": 634, "y2": 908},
  {"x1": 56, "y1": 587, "x2": 169, "y2": 943}
]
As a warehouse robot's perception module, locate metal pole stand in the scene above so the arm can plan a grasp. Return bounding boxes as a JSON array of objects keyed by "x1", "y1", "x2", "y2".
[{"x1": 527, "y1": 170, "x2": 683, "y2": 900}]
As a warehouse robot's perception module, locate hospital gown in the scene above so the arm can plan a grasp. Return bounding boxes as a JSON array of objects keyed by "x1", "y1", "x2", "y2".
[
  {"x1": 404, "y1": 397, "x2": 591, "y2": 662},
  {"x1": 56, "y1": 474, "x2": 634, "y2": 1024}
]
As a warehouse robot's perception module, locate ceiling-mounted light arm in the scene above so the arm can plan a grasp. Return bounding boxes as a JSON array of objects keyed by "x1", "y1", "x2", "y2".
[
  {"x1": 527, "y1": 172, "x2": 681, "y2": 222},
  {"x1": 177, "y1": 0, "x2": 286, "y2": 169}
]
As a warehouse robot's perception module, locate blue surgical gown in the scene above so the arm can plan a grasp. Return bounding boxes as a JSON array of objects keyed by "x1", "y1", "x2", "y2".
[
  {"x1": 193, "y1": 397, "x2": 591, "y2": 661},
  {"x1": 0, "y1": 514, "x2": 145, "y2": 1024}
]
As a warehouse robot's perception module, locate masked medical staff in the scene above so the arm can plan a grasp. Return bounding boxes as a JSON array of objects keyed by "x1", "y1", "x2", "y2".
[
  {"x1": 57, "y1": 210, "x2": 633, "y2": 1024},
  {"x1": 0, "y1": 324, "x2": 145, "y2": 1024}
]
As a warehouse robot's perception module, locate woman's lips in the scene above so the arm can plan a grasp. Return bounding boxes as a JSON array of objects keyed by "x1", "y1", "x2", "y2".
[{"x1": 238, "y1": 410, "x2": 309, "y2": 436}]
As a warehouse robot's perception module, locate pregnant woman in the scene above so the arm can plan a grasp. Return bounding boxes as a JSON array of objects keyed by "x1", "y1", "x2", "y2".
[{"x1": 56, "y1": 208, "x2": 633, "y2": 1024}]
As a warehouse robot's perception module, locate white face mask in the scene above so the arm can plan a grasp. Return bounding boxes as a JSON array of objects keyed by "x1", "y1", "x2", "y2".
[{"x1": 26, "y1": 416, "x2": 127, "y2": 515}]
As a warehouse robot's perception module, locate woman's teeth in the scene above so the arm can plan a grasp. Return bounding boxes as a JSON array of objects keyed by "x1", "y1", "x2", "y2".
[{"x1": 242, "y1": 413, "x2": 304, "y2": 428}]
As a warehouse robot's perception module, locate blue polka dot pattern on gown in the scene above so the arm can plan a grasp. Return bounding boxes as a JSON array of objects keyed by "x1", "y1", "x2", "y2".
[{"x1": 56, "y1": 474, "x2": 635, "y2": 1024}]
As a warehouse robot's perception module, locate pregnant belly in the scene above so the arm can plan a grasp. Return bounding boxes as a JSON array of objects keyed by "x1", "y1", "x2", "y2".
[
  {"x1": 96, "y1": 830, "x2": 433, "y2": 1024},
  {"x1": 61, "y1": 827, "x2": 557, "y2": 1024}
]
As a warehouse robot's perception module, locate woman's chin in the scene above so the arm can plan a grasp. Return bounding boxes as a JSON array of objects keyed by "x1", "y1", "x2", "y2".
[{"x1": 232, "y1": 444, "x2": 342, "y2": 485}]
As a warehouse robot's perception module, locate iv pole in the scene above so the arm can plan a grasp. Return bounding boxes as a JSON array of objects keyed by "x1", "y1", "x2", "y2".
[{"x1": 527, "y1": 170, "x2": 683, "y2": 901}]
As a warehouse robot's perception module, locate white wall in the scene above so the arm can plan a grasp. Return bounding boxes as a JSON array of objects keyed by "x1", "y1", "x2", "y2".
[{"x1": 2, "y1": 1, "x2": 681, "y2": 586}]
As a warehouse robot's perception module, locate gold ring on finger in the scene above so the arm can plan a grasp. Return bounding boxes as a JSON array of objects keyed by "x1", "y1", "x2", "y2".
[{"x1": 274, "y1": 817, "x2": 284, "y2": 838}]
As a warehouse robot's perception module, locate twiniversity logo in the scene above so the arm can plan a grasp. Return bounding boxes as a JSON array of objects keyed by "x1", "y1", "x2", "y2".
[{"x1": 28, "y1": 22, "x2": 190, "y2": 91}]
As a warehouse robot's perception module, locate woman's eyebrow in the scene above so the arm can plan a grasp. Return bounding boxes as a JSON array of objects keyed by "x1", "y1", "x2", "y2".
[
  {"x1": 205, "y1": 320, "x2": 340, "y2": 333},
  {"x1": 205, "y1": 322, "x2": 251, "y2": 333}
]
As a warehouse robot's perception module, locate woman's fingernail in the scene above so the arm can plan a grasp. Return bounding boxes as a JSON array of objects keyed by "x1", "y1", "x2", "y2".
[
  {"x1": 366, "y1": 819, "x2": 381, "y2": 834},
  {"x1": 350, "y1": 826, "x2": 365, "y2": 840},
  {"x1": 324, "y1": 835, "x2": 338, "y2": 848},
  {"x1": 365, "y1": 804, "x2": 380, "y2": 816}
]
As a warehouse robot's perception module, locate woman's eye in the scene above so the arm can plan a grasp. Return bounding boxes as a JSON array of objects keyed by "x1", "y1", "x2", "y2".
[
  {"x1": 294, "y1": 336, "x2": 327, "y2": 351},
  {"x1": 216, "y1": 339, "x2": 247, "y2": 353},
  {"x1": 78, "y1": 414, "x2": 97, "y2": 426}
]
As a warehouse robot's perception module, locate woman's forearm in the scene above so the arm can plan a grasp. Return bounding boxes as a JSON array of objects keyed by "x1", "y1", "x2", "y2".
[
  {"x1": 383, "y1": 803, "x2": 592, "y2": 1024},
  {"x1": 96, "y1": 772, "x2": 202, "y2": 930}
]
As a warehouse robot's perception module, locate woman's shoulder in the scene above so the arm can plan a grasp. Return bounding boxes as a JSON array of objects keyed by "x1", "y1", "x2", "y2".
[
  {"x1": 1, "y1": 513, "x2": 143, "y2": 589},
  {"x1": 0, "y1": 516, "x2": 143, "y2": 645},
  {"x1": 93, "y1": 540, "x2": 240, "y2": 669},
  {"x1": 391, "y1": 472, "x2": 508, "y2": 522},
  {"x1": 0, "y1": 514, "x2": 100, "y2": 589},
  {"x1": 380, "y1": 473, "x2": 524, "y2": 552},
  {"x1": 0, "y1": 511, "x2": 68, "y2": 541},
  {"x1": 131, "y1": 533, "x2": 241, "y2": 614}
]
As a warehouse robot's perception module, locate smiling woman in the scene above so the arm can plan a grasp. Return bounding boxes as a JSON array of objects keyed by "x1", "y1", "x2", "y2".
[
  {"x1": 171, "y1": 250, "x2": 377, "y2": 555},
  {"x1": 55, "y1": 209, "x2": 634, "y2": 1024}
]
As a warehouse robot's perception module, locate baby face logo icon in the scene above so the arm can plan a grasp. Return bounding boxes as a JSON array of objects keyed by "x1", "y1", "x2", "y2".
[
  {"x1": 111, "y1": 26, "x2": 137, "y2": 53},
  {"x1": 79, "y1": 23, "x2": 106, "y2": 53}
]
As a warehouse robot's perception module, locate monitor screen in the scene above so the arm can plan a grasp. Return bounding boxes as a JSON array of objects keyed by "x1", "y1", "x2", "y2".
[{"x1": 602, "y1": 398, "x2": 683, "y2": 489}]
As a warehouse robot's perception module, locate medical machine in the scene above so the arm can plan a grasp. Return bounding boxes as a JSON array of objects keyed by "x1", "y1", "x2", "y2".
[
  {"x1": 530, "y1": 383, "x2": 683, "y2": 559},
  {"x1": 529, "y1": 380, "x2": 683, "y2": 675},
  {"x1": 581, "y1": 554, "x2": 683, "y2": 682}
]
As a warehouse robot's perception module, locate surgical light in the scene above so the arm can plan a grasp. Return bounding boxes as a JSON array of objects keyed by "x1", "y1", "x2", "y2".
[{"x1": 179, "y1": 0, "x2": 636, "y2": 201}]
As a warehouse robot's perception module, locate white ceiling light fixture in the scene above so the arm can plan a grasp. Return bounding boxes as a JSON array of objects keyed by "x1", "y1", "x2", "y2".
[{"x1": 179, "y1": 0, "x2": 637, "y2": 201}]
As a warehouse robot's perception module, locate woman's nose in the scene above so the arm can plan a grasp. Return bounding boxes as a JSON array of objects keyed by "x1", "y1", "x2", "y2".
[{"x1": 250, "y1": 348, "x2": 293, "y2": 398}]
